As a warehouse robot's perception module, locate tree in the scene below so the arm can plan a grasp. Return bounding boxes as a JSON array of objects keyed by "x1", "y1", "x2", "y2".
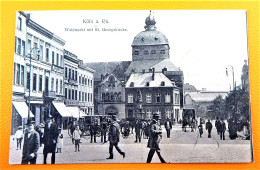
[{"x1": 207, "y1": 95, "x2": 225, "y2": 119}]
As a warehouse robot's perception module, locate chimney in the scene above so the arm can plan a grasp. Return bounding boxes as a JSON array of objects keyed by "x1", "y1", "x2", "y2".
[
  {"x1": 152, "y1": 68, "x2": 155, "y2": 81},
  {"x1": 162, "y1": 67, "x2": 167, "y2": 74},
  {"x1": 101, "y1": 74, "x2": 104, "y2": 81}
]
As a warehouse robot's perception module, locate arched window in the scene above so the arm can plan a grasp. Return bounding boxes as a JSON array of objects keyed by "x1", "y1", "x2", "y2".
[
  {"x1": 161, "y1": 81, "x2": 165, "y2": 86},
  {"x1": 146, "y1": 93, "x2": 152, "y2": 103},
  {"x1": 165, "y1": 93, "x2": 170, "y2": 103},
  {"x1": 146, "y1": 82, "x2": 150, "y2": 87},
  {"x1": 130, "y1": 82, "x2": 134, "y2": 87},
  {"x1": 108, "y1": 76, "x2": 115, "y2": 87},
  {"x1": 128, "y1": 94, "x2": 133, "y2": 103},
  {"x1": 156, "y1": 93, "x2": 161, "y2": 103}
]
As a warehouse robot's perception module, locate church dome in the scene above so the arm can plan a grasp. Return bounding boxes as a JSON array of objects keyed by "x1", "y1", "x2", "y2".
[{"x1": 132, "y1": 11, "x2": 169, "y2": 46}]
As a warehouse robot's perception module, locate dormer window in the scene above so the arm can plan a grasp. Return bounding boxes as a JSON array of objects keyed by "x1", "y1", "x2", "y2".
[
  {"x1": 141, "y1": 37, "x2": 144, "y2": 42},
  {"x1": 144, "y1": 50, "x2": 149, "y2": 55},
  {"x1": 146, "y1": 82, "x2": 150, "y2": 87},
  {"x1": 130, "y1": 82, "x2": 134, "y2": 87},
  {"x1": 134, "y1": 50, "x2": 139, "y2": 55},
  {"x1": 151, "y1": 50, "x2": 156, "y2": 54},
  {"x1": 160, "y1": 50, "x2": 165, "y2": 54},
  {"x1": 161, "y1": 81, "x2": 165, "y2": 86},
  {"x1": 155, "y1": 36, "x2": 158, "y2": 40}
]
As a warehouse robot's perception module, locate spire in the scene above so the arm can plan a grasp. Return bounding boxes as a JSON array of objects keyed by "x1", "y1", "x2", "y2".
[{"x1": 144, "y1": 10, "x2": 156, "y2": 30}]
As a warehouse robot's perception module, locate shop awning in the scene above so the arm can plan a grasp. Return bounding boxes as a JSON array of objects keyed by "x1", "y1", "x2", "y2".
[
  {"x1": 52, "y1": 102, "x2": 72, "y2": 117},
  {"x1": 67, "y1": 107, "x2": 86, "y2": 118},
  {"x1": 12, "y1": 101, "x2": 34, "y2": 118}
]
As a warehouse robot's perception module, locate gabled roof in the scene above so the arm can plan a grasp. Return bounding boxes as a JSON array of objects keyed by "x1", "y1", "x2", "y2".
[
  {"x1": 84, "y1": 61, "x2": 131, "y2": 81},
  {"x1": 125, "y1": 59, "x2": 181, "y2": 76},
  {"x1": 186, "y1": 91, "x2": 228, "y2": 102},
  {"x1": 125, "y1": 72, "x2": 174, "y2": 88}
]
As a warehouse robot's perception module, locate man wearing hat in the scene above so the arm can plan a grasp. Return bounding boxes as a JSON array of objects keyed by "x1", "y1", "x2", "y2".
[
  {"x1": 146, "y1": 113, "x2": 166, "y2": 163},
  {"x1": 21, "y1": 120, "x2": 40, "y2": 164},
  {"x1": 106, "y1": 115, "x2": 125, "y2": 159},
  {"x1": 43, "y1": 115, "x2": 59, "y2": 164}
]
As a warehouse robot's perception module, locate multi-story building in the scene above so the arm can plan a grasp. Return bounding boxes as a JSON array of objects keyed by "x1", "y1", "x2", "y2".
[{"x1": 12, "y1": 11, "x2": 66, "y2": 134}]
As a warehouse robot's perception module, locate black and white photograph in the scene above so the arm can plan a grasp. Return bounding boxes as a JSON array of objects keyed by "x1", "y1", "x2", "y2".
[{"x1": 9, "y1": 10, "x2": 252, "y2": 164}]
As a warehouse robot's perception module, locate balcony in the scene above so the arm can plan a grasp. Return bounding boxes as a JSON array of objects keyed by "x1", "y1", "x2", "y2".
[
  {"x1": 65, "y1": 100, "x2": 79, "y2": 106},
  {"x1": 43, "y1": 90, "x2": 56, "y2": 98},
  {"x1": 51, "y1": 64, "x2": 64, "y2": 74}
]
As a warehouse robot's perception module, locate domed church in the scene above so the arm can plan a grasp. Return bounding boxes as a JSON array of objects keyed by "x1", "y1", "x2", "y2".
[{"x1": 86, "y1": 11, "x2": 184, "y2": 122}]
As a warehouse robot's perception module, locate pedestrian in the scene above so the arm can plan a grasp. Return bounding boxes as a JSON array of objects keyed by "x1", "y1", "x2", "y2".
[
  {"x1": 21, "y1": 121, "x2": 40, "y2": 164},
  {"x1": 56, "y1": 128, "x2": 63, "y2": 153},
  {"x1": 70, "y1": 120, "x2": 76, "y2": 144},
  {"x1": 73, "y1": 125, "x2": 82, "y2": 152},
  {"x1": 101, "y1": 119, "x2": 108, "y2": 143},
  {"x1": 146, "y1": 113, "x2": 166, "y2": 163},
  {"x1": 198, "y1": 123, "x2": 203, "y2": 138},
  {"x1": 228, "y1": 118, "x2": 237, "y2": 140},
  {"x1": 90, "y1": 121, "x2": 97, "y2": 143},
  {"x1": 106, "y1": 115, "x2": 125, "y2": 159},
  {"x1": 215, "y1": 117, "x2": 221, "y2": 135},
  {"x1": 219, "y1": 118, "x2": 226, "y2": 140},
  {"x1": 164, "y1": 118, "x2": 172, "y2": 138},
  {"x1": 134, "y1": 119, "x2": 142, "y2": 143},
  {"x1": 43, "y1": 116, "x2": 59, "y2": 164},
  {"x1": 205, "y1": 119, "x2": 213, "y2": 138},
  {"x1": 14, "y1": 126, "x2": 23, "y2": 150}
]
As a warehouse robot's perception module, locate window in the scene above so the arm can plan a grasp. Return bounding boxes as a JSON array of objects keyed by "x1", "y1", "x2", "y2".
[
  {"x1": 82, "y1": 92, "x2": 84, "y2": 101},
  {"x1": 146, "y1": 82, "x2": 150, "y2": 87},
  {"x1": 85, "y1": 93, "x2": 87, "y2": 102},
  {"x1": 60, "y1": 80, "x2": 62, "y2": 94},
  {"x1": 60, "y1": 55, "x2": 63, "y2": 66},
  {"x1": 26, "y1": 71, "x2": 30, "y2": 89},
  {"x1": 151, "y1": 50, "x2": 156, "y2": 54},
  {"x1": 165, "y1": 110, "x2": 171, "y2": 119},
  {"x1": 130, "y1": 82, "x2": 134, "y2": 87},
  {"x1": 15, "y1": 37, "x2": 17, "y2": 53},
  {"x1": 85, "y1": 78, "x2": 87, "y2": 85},
  {"x1": 88, "y1": 93, "x2": 90, "y2": 102},
  {"x1": 134, "y1": 50, "x2": 139, "y2": 55},
  {"x1": 156, "y1": 109, "x2": 161, "y2": 117},
  {"x1": 90, "y1": 93, "x2": 92, "y2": 102},
  {"x1": 75, "y1": 90, "x2": 77, "y2": 100},
  {"x1": 146, "y1": 93, "x2": 152, "y2": 103},
  {"x1": 56, "y1": 79, "x2": 58, "y2": 93},
  {"x1": 79, "y1": 75, "x2": 81, "y2": 83},
  {"x1": 39, "y1": 75, "x2": 42, "y2": 92},
  {"x1": 82, "y1": 77, "x2": 84, "y2": 85},
  {"x1": 56, "y1": 53, "x2": 59, "y2": 66},
  {"x1": 17, "y1": 38, "x2": 21, "y2": 55},
  {"x1": 156, "y1": 93, "x2": 161, "y2": 103},
  {"x1": 40, "y1": 45, "x2": 43, "y2": 60},
  {"x1": 52, "y1": 51, "x2": 55, "y2": 64},
  {"x1": 16, "y1": 64, "x2": 20, "y2": 84},
  {"x1": 160, "y1": 50, "x2": 165, "y2": 54},
  {"x1": 18, "y1": 17, "x2": 22, "y2": 30},
  {"x1": 65, "y1": 88, "x2": 67, "y2": 99},
  {"x1": 146, "y1": 110, "x2": 152, "y2": 119},
  {"x1": 75, "y1": 71, "x2": 77, "y2": 81},
  {"x1": 46, "y1": 48, "x2": 49, "y2": 62},
  {"x1": 72, "y1": 70, "x2": 74, "y2": 80},
  {"x1": 69, "y1": 69, "x2": 71, "y2": 79},
  {"x1": 174, "y1": 93, "x2": 180, "y2": 105},
  {"x1": 51, "y1": 78, "x2": 54, "y2": 91},
  {"x1": 72, "y1": 90, "x2": 74, "y2": 100},
  {"x1": 21, "y1": 65, "x2": 24, "y2": 85},
  {"x1": 128, "y1": 94, "x2": 133, "y2": 103},
  {"x1": 27, "y1": 39, "x2": 31, "y2": 53},
  {"x1": 161, "y1": 81, "x2": 165, "y2": 86},
  {"x1": 13, "y1": 63, "x2": 16, "y2": 84},
  {"x1": 79, "y1": 91, "x2": 81, "y2": 101},
  {"x1": 88, "y1": 79, "x2": 90, "y2": 86},
  {"x1": 144, "y1": 50, "x2": 149, "y2": 55},
  {"x1": 22, "y1": 41, "x2": 25, "y2": 56},
  {"x1": 69, "y1": 89, "x2": 71, "y2": 99},
  {"x1": 65, "y1": 67, "x2": 68, "y2": 78},
  {"x1": 165, "y1": 93, "x2": 170, "y2": 103},
  {"x1": 33, "y1": 73, "x2": 37, "y2": 91},
  {"x1": 90, "y1": 80, "x2": 93, "y2": 87}
]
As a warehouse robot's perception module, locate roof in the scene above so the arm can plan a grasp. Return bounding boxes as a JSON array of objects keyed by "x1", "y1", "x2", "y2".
[
  {"x1": 125, "y1": 72, "x2": 174, "y2": 88},
  {"x1": 184, "y1": 83, "x2": 199, "y2": 92},
  {"x1": 132, "y1": 30, "x2": 169, "y2": 46},
  {"x1": 125, "y1": 59, "x2": 181, "y2": 76},
  {"x1": 84, "y1": 61, "x2": 131, "y2": 81},
  {"x1": 186, "y1": 91, "x2": 228, "y2": 102}
]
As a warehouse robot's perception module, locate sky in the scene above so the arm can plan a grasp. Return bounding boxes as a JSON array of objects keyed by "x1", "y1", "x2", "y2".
[{"x1": 25, "y1": 10, "x2": 248, "y2": 91}]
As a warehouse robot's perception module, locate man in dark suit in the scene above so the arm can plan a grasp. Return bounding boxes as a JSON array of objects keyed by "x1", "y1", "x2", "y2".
[
  {"x1": 164, "y1": 118, "x2": 172, "y2": 138},
  {"x1": 90, "y1": 121, "x2": 98, "y2": 143},
  {"x1": 43, "y1": 116, "x2": 59, "y2": 164},
  {"x1": 106, "y1": 115, "x2": 125, "y2": 159},
  {"x1": 21, "y1": 121, "x2": 40, "y2": 164}
]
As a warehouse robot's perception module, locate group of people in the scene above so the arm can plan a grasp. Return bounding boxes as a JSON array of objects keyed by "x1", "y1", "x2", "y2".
[{"x1": 14, "y1": 116, "x2": 63, "y2": 164}]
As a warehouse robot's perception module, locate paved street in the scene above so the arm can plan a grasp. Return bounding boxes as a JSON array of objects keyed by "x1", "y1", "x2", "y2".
[{"x1": 9, "y1": 123, "x2": 252, "y2": 164}]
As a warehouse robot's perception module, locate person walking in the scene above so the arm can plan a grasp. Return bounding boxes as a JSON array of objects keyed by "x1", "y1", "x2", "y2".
[
  {"x1": 134, "y1": 119, "x2": 142, "y2": 143},
  {"x1": 56, "y1": 128, "x2": 63, "y2": 153},
  {"x1": 90, "y1": 122, "x2": 97, "y2": 143},
  {"x1": 215, "y1": 117, "x2": 221, "y2": 135},
  {"x1": 14, "y1": 126, "x2": 23, "y2": 150},
  {"x1": 164, "y1": 118, "x2": 172, "y2": 138},
  {"x1": 101, "y1": 119, "x2": 108, "y2": 143},
  {"x1": 73, "y1": 125, "x2": 82, "y2": 152},
  {"x1": 198, "y1": 123, "x2": 203, "y2": 138},
  {"x1": 146, "y1": 113, "x2": 166, "y2": 163},
  {"x1": 106, "y1": 115, "x2": 125, "y2": 159},
  {"x1": 205, "y1": 119, "x2": 213, "y2": 138},
  {"x1": 43, "y1": 116, "x2": 59, "y2": 164},
  {"x1": 21, "y1": 121, "x2": 40, "y2": 164},
  {"x1": 219, "y1": 118, "x2": 226, "y2": 140}
]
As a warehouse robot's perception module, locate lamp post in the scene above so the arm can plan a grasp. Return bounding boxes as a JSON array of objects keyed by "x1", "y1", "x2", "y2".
[
  {"x1": 27, "y1": 47, "x2": 40, "y2": 124},
  {"x1": 226, "y1": 65, "x2": 236, "y2": 119}
]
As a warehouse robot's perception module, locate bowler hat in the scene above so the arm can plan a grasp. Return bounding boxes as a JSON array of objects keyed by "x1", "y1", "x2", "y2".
[
  {"x1": 112, "y1": 115, "x2": 117, "y2": 120},
  {"x1": 26, "y1": 120, "x2": 35, "y2": 125},
  {"x1": 18, "y1": 126, "x2": 23, "y2": 129},
  {"x1": 153, "y1": 113, "x2": 160, "y2": 118}
]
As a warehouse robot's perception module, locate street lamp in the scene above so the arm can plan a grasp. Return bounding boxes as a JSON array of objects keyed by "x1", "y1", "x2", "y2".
[
  {"x1": 27, "y1": 47, "x2": 40, "y2": 124},
  {"x1": 226, "y1": 65, "x2": 236, "y2": 119}
]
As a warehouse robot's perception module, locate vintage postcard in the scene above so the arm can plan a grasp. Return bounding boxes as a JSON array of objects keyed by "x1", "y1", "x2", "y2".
[{"x1": 9, "y1": 10, "x2": 252, "y2": 164}]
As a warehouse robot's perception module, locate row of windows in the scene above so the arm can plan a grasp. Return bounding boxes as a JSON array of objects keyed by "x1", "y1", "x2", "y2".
[
  {"x1": 79, "y1": 75, "x2": 93, "y2": 87},
  {"x1": 133, "y1": 49, "x2": 166, "y2": 55},
  {"x1": 130, "y1": 81, "x2": 165, "y2": 87},
  {"x1": 133, "y1": 109, "x2": 179, "y2": 119},
  {"x1": 127, "y1": 93, "x2": 179, "y2": 104},
  {"x1": 101, "y1": 92, "x2": 122, "y2": 102},
  {"x1": 65, "y1": 88, "x2": 93, "y2": 102},
  {"x1": 65, "y1": 67, "x2": 93, "y2": 87}
]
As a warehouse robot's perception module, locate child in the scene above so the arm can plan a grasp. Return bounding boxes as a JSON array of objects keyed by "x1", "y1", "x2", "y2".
[
  {"x1": 14, "y1": 126, "x2": 23, "y2": 150},
  {"x1": 73, "y1": 125, "x2": 81, "y2": 152},
  {"x1": 198, "y1": 123, "x2": 203, "y2": 138},
  {"x1": 56, "y1": 128, "x2": 63, "y2": 153}
]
